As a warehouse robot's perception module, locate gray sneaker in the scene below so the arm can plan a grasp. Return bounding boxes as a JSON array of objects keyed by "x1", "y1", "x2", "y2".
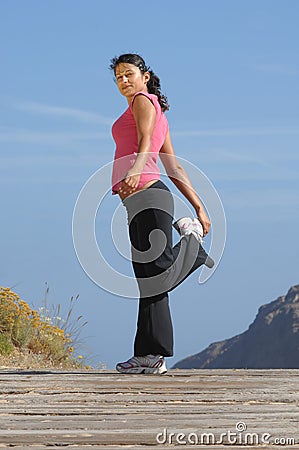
[{"x1": 116, "y1": 354, "x2": 167, "y2": 374}]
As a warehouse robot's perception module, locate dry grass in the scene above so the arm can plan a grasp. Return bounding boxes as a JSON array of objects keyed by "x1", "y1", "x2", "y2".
[{"x1": 0, "y1": 286, "x2": 88, "y2": 369}]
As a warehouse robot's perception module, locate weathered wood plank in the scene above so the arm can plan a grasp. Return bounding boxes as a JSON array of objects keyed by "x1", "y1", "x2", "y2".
[{"x1": 0, "y1": 369, "x2": 298, "y2": 448}]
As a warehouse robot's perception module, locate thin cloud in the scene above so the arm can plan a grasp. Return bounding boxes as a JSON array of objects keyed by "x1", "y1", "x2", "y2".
[
  {"x1": 1, "y1": 153, "x2": 109, "y2": 167},
  {"x1": 216, "y1": 149, "x2": 266, "y2": 164},
  {"x1": 224, "y1": 188, "x2": 299, "y2": 210},
  {"x1": 213, "y1": 169, "x2": 298, "y2": 182},
  {"x1": 185, "y1": 148, "x2": 267, "y2": 165},
  {"x1": 253, "y1": 63, "x2": 298, "y2": 76},
  {"x1": 14, "y1": 101, "x2": 114, "y2": 125},
  {"x1": 0, "y1": 128, "x2": 110, "y2": 143},
  {"x1": 172, "y1": 127, "x2": 299, "y2": 138}
]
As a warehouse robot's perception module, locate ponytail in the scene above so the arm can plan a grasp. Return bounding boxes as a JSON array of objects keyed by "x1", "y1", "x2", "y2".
[{"x1": 147, "y1": 70, "x2": 169, "y2": 112}]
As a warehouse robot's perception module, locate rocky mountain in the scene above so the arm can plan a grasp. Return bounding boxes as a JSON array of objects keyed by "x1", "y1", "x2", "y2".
[{"x1": 173, "y1": 285, "x2": 299, "y2": 369}]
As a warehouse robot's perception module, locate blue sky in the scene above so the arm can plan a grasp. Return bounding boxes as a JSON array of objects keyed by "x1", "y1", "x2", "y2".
[{"x1": 1, "y1": 1, "x2": 298, "y2": 368}]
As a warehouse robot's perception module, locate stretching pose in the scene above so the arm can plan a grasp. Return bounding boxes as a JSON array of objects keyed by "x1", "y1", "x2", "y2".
[{"x1": 110, "y1": 54, "x2": 214, "y2": 374}]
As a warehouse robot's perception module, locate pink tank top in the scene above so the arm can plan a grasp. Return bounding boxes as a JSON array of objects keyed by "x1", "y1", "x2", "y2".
[{"x1": 111, "y1": 91, "x2": 169, "y2": 194}]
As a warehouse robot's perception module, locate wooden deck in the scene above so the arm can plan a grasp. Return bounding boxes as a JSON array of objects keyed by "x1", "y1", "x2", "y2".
[{"x1": 0, "y1": 369, "x2": 298, "y2": 449}]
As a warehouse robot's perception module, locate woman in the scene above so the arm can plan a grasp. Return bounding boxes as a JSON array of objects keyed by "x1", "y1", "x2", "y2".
[{"x1": 110, "y1": 54, "x2": 214, "y2": 374}]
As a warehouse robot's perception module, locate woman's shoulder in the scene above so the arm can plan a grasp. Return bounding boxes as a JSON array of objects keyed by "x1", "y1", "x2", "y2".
[
  {"x1": 129, "y1": 91, "x2": 160, "y2": 114},
  {"x1": 130, "y1": 91, "x2": 157, "y2": 106},
  {"x1": 132, "y1": 91, "x2": 157, "y2": 101}
]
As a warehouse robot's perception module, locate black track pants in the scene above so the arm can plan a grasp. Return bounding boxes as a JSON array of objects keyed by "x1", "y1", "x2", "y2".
[{"x1": 122, "y1": 180, "x2": 212, "y2": 357}]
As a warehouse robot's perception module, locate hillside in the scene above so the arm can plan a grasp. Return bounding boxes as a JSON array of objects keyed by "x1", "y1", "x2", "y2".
[{"x1": 173, "y1": 285, "x2": 299, "y2": 369}]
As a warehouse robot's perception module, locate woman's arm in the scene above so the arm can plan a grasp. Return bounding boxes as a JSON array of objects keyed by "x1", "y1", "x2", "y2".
[
  {"x1": 118, "y1": 95, "x2": 156, "y2": 196},
  {"x1": 160, "y1": 130, "x2": 211, "y2": 236}
]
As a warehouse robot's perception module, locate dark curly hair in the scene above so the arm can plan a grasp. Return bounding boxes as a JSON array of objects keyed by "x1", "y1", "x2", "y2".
[{"x1": 110, "y1": 53, "x2": 169, "y2": 112}]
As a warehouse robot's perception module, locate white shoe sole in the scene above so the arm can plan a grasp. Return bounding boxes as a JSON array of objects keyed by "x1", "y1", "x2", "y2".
[
  {"x1": 173, "y1": 218, "x2": 203, "y2": 244},
  {"x1": 116, "y1": 364, "x2": 167, "y2": 375},
  {"x1": 173, "y1": 217, "x2": 203, "y2": 237},
  {"x1": 173, "y1": 217, "x2": 192, "y2": 234}
]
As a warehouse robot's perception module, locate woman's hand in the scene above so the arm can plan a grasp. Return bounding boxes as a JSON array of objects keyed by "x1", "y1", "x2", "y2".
[
  {"x1": 195, "y1": 206, "x2": 211, "y2": 237},
  {"x1": 119, "y1": 170, "x2": 141, "y2": 196}
]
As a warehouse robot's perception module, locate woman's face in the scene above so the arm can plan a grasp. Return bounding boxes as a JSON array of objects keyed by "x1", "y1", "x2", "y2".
[{"x1": 114, "y1": 63, "x2": 149, "y2": 100}]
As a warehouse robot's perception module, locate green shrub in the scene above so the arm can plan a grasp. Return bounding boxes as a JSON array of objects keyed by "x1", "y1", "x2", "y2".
[{"x1": 0, "y1": 332, "x2": 14, "y2": 355}]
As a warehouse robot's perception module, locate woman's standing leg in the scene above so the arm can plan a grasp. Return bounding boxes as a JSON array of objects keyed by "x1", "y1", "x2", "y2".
[
  {"x1": 134, "y1": 295, "x2": 173, "y2": 356},
  {"x1": 129, "y1": 209, "x2": 174, "y2": 357}
]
